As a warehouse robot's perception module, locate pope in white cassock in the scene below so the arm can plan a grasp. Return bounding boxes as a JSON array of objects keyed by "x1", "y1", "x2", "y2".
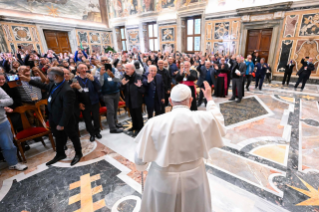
[{"x1": 134, "y1": 81, "x2": 226, "y2": 212}]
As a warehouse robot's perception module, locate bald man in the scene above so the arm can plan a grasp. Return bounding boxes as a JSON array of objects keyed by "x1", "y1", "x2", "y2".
[
  {"x1": 142, "y1": 65, "x2": 165, "y2": 118},
  {"x1": 121, "y1": 63, "x2": 145, "y2": 136},
  {"x1": 294, "y1": 57, "x2": 315, "y2": 91}
]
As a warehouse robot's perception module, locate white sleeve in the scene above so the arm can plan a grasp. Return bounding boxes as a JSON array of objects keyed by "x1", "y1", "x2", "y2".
[{"x1": 206, "y1": 100, "x2": 226, "y2": 137}]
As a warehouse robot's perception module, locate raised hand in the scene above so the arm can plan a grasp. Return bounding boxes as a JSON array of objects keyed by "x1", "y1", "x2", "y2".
[
  {"x1": 87, "y1": 73, "x2": 94, "y2": 81},
  {"x1": 147, "y1": 73, "x2": 154, "y2": 83},
  {"x1": 121, "y1": 78, "x2": 129, "y2": 85},
  {"x1": 4, "y1": 107, "x2": 13, "y2": 113},
  {"x1": 71, "y1": 82, "x2": 81, "y2": 90},
  {"x1": 135, "y1": 79, "x2": 142, "y2": 87},
  {"x1": 100, "y1": 68, "x2": 106, "y2": 76},
  {"x1": 107, "y1": 69, "x2": 114, "y2": 78},
  {"x1": 19, "y1": 74, "x2": 30, "y2": 82},
  {"x1": 201, "y1": 81, "x2": 212, "y2": 102}
]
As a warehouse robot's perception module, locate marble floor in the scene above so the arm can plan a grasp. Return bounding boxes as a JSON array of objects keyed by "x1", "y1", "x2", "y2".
[{"x1": 1, "y1": 81, "x2": 319, "y2": 212}]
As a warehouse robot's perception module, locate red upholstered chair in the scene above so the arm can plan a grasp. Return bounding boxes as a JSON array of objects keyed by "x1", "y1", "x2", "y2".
[
  {"x1": 99, "y1": 104, "x2": 107, "y2": 130},
  {"x1": 7, "y1": 105, "x2": 56, "y2": 162},
  {"x1": 118, "y1": 96, "x2": 127, "y2": 115}
]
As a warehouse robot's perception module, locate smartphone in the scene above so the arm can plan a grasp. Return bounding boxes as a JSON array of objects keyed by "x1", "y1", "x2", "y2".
[
  {"x1": 305, "y1": 56, "x2": 309, "y2": 59},
  {"x1": 72, "y1": 78, "x2": 78, "y2": 83},
  {"x1": 105, "y1": 64, "x2": 112, "y2": 72},
  {"x1": 6, "y1": 74, "x2": 20, "y2": 82}
]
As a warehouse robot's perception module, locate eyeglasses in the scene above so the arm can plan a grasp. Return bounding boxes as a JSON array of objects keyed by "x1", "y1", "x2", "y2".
[{"x1": 101, "y1": 60, "x2": 108, "y2": 62}]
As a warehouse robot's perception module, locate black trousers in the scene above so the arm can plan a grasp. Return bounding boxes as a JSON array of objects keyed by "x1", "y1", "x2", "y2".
[
  {"x1": 147, "y1": 99, "x2": 163, "y2": 119},
  {"x1": 82, "y1": 103, "x2": 100, "y2": 136},
  {"x1": 50, "y1": 117, "x2": 82, "y2": 156},
  {"x1": 231, "y1": 78, "x2": 243, "y2": 100},
  {"x1": 282, "y1": 72, "x2": 292, "y2": 85},
  {"x1": 265, "y1": 73, "x2": 271, "y2": 83},
  {"x1": 130, "y1": 106, "x2": 144, "y2": 132},
  {"x1": 244, "y1": 75, "x2": 252, "y2": 89},
  {"x1": 294, "y1": 74, "x2": 308, "y2": 90},
  {"x1": 255, "y1": 75, "x2": 265, "y2": 90}
]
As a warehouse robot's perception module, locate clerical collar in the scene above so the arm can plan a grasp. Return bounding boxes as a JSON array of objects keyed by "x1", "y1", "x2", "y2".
[{"x1": 172, "y1": 105, "x2": 190, "y2": 110}]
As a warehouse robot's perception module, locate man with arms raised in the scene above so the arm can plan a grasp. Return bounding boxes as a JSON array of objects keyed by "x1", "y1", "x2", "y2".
[{"x1": 135, "y1": 81, "x2": 226, "y2": 212}]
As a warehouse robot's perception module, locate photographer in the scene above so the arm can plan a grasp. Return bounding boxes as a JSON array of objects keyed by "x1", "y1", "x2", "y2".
[{"x1": 294, "y1": 57, "x2": 314, "y2": 91}]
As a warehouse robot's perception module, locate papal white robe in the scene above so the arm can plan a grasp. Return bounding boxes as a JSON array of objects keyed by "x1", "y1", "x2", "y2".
[{"x1": 134, "y1": 100, "x2": 226, "y2": 212}]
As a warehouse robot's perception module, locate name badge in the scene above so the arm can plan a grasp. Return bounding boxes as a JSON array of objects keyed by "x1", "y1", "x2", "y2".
[
  {"x1": 30, "y1": 93, "x2": 38, "y2": 101},
  {"x1": 48, "y1": 96, "x2": 52, "y2": 102},
  {"x1": 183, "y1": 77, "x2": 187, "y2": 81},
  {"x1": 107, "y1": 77, "x2": 112, "y2": 81},
  {"x1": 84, "y1": 88, "x2": 89, "y2": 92}
]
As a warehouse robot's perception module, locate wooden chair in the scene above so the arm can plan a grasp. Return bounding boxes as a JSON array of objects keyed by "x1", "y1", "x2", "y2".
[
  {"x1": 7, "y1": 105, "x2": 56, "y2": 162},
  {"x1": 35, "y1": 99, "x2": 50, "y2": 129}
]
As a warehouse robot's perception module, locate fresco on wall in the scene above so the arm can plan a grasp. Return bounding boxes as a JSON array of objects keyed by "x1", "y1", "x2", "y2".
[
  {"x1": 143, "y1": 0, "x2": 155, "y2": 12},
  {"x1": 161, "y1": 0, "x2": 175, "y2": 8},
  {"x1": 127, "y1": 29, "x2": 140, "y2": 50},
  {"x1": 214, "y1": 22, "x2": 230, "y2": 40},
  {"x1": 78, "y1": 31, "x2": 89, "y2": 44},
  {"x1": 0, "y1": 0, "x2": 102, "y2": 22},
  {"x1": 161, "y1": 28, "x2": 175, "y2": 42},
  {"x1": 89, "y1": 32, "x2": 101, "y2": 44},
  {"x1": 213, "y1": 42, "x2": 229, "y2": 55},
  {"x1": 0, "y1": 26, "x2": 9, "y2": 53},
  {"x1": 299, "y1": 13, "x2": 319, "y2": 37}
]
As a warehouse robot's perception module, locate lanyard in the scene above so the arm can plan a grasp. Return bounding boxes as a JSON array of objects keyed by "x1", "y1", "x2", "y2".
[
  {"x1": 50, "y1": 79, "x2": 65, "y2": 96},
  {"x1": 78, "y1": 77, "x2": 88, "y2": 87}
]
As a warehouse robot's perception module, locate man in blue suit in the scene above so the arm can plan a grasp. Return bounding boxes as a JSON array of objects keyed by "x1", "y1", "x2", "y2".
[
  {"x1": 142, "y1": 65, "x2": 165, "y2": 118},
  {"x1": 197, "y1": 60, "x2": 217, "y2": 106},
  {"x1": 255, "y1": 58, "x2": 268, "y2": 91}
]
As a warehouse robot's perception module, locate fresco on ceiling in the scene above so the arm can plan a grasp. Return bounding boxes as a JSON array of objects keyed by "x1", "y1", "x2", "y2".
[{"x1": 0, "y1": 0, "x2": 102, "y2": 22}]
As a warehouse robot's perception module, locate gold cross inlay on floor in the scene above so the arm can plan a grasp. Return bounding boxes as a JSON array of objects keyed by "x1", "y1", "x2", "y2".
[{"x1": 69, "y1": 173, "x2": 106, "y2": 212}]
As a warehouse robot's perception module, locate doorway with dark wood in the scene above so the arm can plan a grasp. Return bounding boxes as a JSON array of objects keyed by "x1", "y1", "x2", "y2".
[
  {"x1": 245, "y1": 29, "x2": 272, "y2": 63},
  {"x1": 43, "y1": 30, "x2": 72, "y2": 54}
]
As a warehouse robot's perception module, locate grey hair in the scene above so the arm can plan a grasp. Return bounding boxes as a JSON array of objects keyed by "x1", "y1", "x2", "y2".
[
  {"x1": 49, "y1": 67, "x2": 64, "y2": 77},
  {"x1": 261, "y1": 58, "x2": 266, "y2": 61},
  {"x1": 149, "y1": 65, "x2": 157, "y2": 71}
]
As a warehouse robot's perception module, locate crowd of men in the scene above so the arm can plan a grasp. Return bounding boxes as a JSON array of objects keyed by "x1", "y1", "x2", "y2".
[{"x1": 0, "y1": 47, "x2": 315, "y2": 171}]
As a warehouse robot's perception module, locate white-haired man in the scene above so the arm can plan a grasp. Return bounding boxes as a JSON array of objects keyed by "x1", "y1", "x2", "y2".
[
  {"x1": 121, "y1": 63, "x2": 145, "y2": 136},
  {"x1": 135, "y1": 81, "x2": 226, "y2": 212}
]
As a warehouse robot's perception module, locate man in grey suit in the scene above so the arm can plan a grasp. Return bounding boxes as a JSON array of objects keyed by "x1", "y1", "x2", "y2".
[
  {"x1": 196, "y1": 60, "x2": 218, "y2": 106},
  {"x1": 229, "y1": 56, "x2": 246, "y2": 103}
]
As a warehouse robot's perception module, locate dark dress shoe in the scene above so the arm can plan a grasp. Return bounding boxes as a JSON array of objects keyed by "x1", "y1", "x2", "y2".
[
  {"x1": 46, "y1": 155, "x2": 66, "y2": 166},
  {"x1": 90, "y1": 135, "x2": 95, "y2": 142},
  {"x1": 116, "y1": 123, "x2": 123, "y2": 128},
  {"x1": 236, "y1": 99, "x2": 242, "y2": 103},
  {"x1": 110, "y1": 128, "x2": 123, "y2": 134},
  {"x1": 71, "y1": 154, "x2": 83, "y2": 166},
  {"x1": 96, "y1": 133, "x2": 102, "y2": 139},
  {"x1": 228, "y1": 98, "x2": 235, "y2": 101}
]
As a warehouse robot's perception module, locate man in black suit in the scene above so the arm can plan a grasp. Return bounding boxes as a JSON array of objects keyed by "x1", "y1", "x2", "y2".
[
  {"x1": 157, "y1": 60, "x2": 171, "y2": 109},
  {"x1": 20, "y1": 67, "x2": 83, "y2": 166},
  {"x1": 294, "y1": 58, "x2": 315, "y2": 91},
  {"x1": 197, "y1": 61, "x2": 217, "y2": 106},
  {"x1": 229, "y1": 56, "x2": 246, "y2": 103},
  {"x1": 142, "y1": 65, "x2": 165, "y2": 118},
  {"x1": 282, "y1": 60, "x2": 295, "y2": 86},
  {"x1": 121, "y1": 63, "x2": 145, "y2": 136}
]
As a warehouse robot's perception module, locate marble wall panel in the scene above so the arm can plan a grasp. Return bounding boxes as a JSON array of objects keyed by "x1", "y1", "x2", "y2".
[
  {"x1": 0, "y1": 22, "x2": 43, "y2": 54},
  {"x1": 293, "y1": 40, "x2": 319, "y2": 73},
  {"x1": 214, "y1": 22, "x2": 230, "y2": 40},
  {"x1": 283, "y1": 15, "x2": 298, "y2": 38},
  {"x1": 76, "y1": 29, "x2": 113, "y2": 53},
  {"x1": 159, "y1": 25, "x2": 176, "y2": 52},
  {"x1": 299, "y1": 13, "x2": 319, "y2": 37},
  {"x1": 205, "y1": 18, "x2": 240, "y2": 56},
  {"x1": 0, "y1": 25, "x2": 8, "y2": 53},
  {"x1": 277, "y1": 40, "x2": 293, "y2": 73},
  {"x1": 127, "y1": 29, "x2": 140, "y2": 51}
]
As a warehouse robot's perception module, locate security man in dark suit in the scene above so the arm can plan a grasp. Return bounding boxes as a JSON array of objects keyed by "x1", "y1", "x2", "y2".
[
  {"x1": 197, "y1": 60, "x2": 217, "y2": 106},
  {"x1": 282, "y1": 60, "x2": 295, "y2": 86},
  {"x1": 142, "y1": 65, "x2": 165, "y2": 118},
  {"x1": 229, "y1": 55, "x2": 246, "y2": 103},
  {"x1": 294, "y1": 57, "x2": 315, "y2": 91},
  {"x1": 20, "y1": 67, "x2": 82, "y2": 166}
]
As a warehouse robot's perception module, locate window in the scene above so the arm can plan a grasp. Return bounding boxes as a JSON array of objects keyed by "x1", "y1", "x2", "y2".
[
  {"x1": 186, "y1": 17, "x2": 201, "y2": 53},
  {"x1": 120, "y1": 26, "x2": 127, "y2": 51},
  {"x1": 148, "y1": 23, "x2": 158, "y2": 52}
]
